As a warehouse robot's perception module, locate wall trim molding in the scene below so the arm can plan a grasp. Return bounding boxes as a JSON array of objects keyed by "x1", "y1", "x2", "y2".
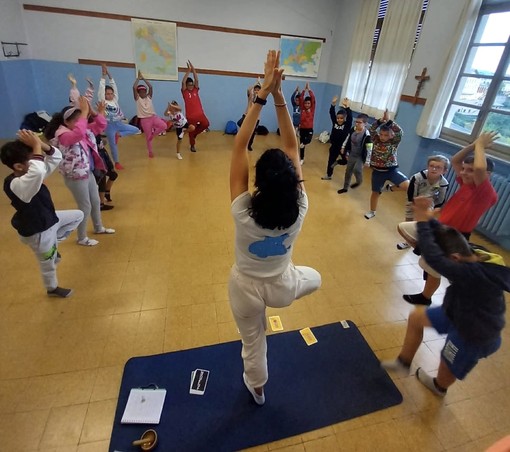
[{"x1": 77, "y1": 59, "x2": 263, "y2": 79}]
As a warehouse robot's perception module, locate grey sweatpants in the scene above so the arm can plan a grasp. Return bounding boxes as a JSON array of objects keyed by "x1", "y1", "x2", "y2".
[
  {"x1": 19, "y1": 210, "x2": 83, "y2": 290},
  {"x1": 342, "y1": 156, "x2": 364, "y2": 189},
  {"x1": 64, "y1": 173, "x2": 103, "y2": 241}
]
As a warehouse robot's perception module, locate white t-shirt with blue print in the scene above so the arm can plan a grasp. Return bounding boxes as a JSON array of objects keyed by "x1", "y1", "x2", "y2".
[{"x1": 231, "y1": 190, "x2": 308, "y2": 278}]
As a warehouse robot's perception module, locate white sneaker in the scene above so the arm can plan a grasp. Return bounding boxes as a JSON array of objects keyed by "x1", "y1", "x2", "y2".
[
  {"x1": 94, "y1": 227, "x2": 115, "y2": 234},
  {"x1": 176, "y1": 153, "x2": 183, "y2": 160},
  {"x1": 300, "y1": 159, "x2": 304, "y2": 166},
  {"x1": 416, "y1": 367, "x2": 447, "y2": 397},
  {"x1": 364, "y1": 211, "x2": 376, "y2": 219},
  {"x1": 243, "y1": 373, "x2": 265, "y2": 405},
  {"x1": 381, "y1": 359, "x2": 411, "y2": 377},
  {"x1": 178, "y1": 132, "x2": 184, "y2": 139},
  {"x1": 78, "y1": 237, "x2": 99, "y2": 246},
  {"x1": 321, "y1": 175, "x2": 332, "y2": 180}
]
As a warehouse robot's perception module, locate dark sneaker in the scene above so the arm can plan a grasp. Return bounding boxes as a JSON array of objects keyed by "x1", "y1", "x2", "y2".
[
  {"x1": 403, "y1": 293, "x2": 431, "y2": 306},
  {"x1": 47, "y1": 287, "x2": 73, "y2": 298},
  {"x1": 337, "y1": 188, "x2": 348, "y2": 194},
  {"x1": 190, "y1": 146, "x2": 196, "y2": 152},
  {"x1": 350, "y1": 183, "x2": 360, "y2": 189},
  {"x1": 100, "y1": 203, "x2": 114, "y2": 211}
]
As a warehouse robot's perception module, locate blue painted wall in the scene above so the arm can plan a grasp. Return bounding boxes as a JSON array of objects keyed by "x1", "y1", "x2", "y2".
[
  {"x1": 1, "y1": 60, "x2": 337, "y2": 140},
  {"x1": 0, "y1": 59, "x2": 40, "y2": 138},
  {"x1": 2, "y1": 59, "x2": 509, "y2": 182}
]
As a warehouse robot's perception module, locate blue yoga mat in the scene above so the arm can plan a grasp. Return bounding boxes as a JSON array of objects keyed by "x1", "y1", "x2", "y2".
[{"x1": 109, "y1": 321, "x2": 402, "y2": 452}]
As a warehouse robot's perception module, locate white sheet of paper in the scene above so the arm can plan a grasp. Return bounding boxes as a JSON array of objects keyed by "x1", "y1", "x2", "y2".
[{"x1": 121, "y1": 388, "x2": 167, "y2": 424}]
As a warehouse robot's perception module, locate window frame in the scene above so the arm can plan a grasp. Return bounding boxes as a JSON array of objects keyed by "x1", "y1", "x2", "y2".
[
  {"x1": 370, "y1": 0, "x2": 428, "y2": 63},
  {"x1": 440, "y1": 1, "x2": 510, "y2": 161}
]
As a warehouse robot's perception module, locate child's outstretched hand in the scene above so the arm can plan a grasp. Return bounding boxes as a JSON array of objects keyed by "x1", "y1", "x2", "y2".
[
  {"x1": 332, "y1": 95, "x2": 338, "y2": 105},
  {"x1": 382, "y1": 109, "x2": 390, "y2": 122},
  {"x1": 260, "y1": 50, "x2": 280, "y2": 94},
  {"x1": 96, "y1": 100, "x2": 106, "y2": 115},
  {"x1": 413, "y1": 196, "x2": 435, "y2": 222},
  {"x1": 341, "y1": 97, "x2": 350, "y2": 108},
  {"x1": 138, "y1": 70, "x2": 143, "y2": 79},
  {"x1": 67, "y1": 73, "x2": 77, "y2": 85},
  {"x1": 86, "y1": 77, "x2": 94, "y2": 88},
  {"x1": 475, "y1": 131, "x2": 499, "y2": 148},
  {"x1": 78, "y1": 96, "x2": 90, "y2": 115}
]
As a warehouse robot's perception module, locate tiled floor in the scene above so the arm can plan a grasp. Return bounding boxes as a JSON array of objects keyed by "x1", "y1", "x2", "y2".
[{"x1": 0, "y1": 131, "x2": 508, "y2": 451}]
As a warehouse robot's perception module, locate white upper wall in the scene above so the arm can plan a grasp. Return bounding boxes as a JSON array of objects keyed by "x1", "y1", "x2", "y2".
[
  {"x1": 2, "y1": 0, "x2": 477, "y2": 95},
  {"x1": 14, "y1": 0, "x2": 343, "y2": 81},
  {"x1": 324, "y1": 0, "x2": 363, "y2": 88},
  {"x1": 0, "y1": 0, "x2": 31, "y2": 60},
  {"x1": 403, "y1": 0, "x2": 470, "y2": 98}
]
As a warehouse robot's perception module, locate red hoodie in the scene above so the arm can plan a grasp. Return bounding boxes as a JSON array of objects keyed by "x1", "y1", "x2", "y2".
[{"x1": 299, "y1": 90, "x2": 315, "y2": 129}]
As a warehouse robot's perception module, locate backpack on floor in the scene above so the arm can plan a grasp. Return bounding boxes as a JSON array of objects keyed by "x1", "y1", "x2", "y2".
[
  {"x1": 256, "y1": 125, "x2": 269, "y2": 135},
  {"x1": 224, "y1": 120, "x2": 238, "y2": 135},
  {"x1": 129, "y1": 116, "x2": 141, "y2": 131},
  {"x1": 318, "y1": 130, "x2": 330, "y2": 143},
  {"x1": 20, "y1": 112, "x2": 49, "y2": 133}
]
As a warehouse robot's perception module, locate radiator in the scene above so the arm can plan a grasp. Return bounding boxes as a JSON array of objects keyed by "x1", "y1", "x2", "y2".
[{"x1": 444, "y1": 167, "x2": 510, "y2": 250}]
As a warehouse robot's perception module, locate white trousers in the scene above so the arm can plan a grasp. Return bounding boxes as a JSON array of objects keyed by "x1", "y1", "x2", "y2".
[
  {"x1": 229, "y1": 263, "x2": 322, "y2": 388},
  {"x1": 19, "y1": 210, "x2": 83, "y2": 290}
]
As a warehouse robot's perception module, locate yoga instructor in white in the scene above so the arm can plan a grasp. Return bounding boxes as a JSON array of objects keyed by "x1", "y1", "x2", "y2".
[{"x1": 228, "y1": 50, "x2": 321, "y2": 405}]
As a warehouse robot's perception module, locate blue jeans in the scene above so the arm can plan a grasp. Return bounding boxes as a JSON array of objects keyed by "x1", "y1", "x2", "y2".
[{"x1": 105, "y1": 121, "x2": 140, "y2": 163}]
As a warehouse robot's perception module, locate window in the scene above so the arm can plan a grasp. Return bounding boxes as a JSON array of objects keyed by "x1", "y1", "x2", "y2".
[
  {"x1": 442, "y1": 2, "x2": 510, "y2": 160},
  {"x1": 370, "y1": 0, "x2": 428, "y2": 63}
]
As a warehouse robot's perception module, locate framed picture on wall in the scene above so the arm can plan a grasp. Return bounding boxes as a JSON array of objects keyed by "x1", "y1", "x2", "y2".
[
  {"x1": 280, "y1": 36, "x2": 323, "y2": 78},
  {"x1": 131, "y1": 18, "x2": 178, "y2": 81}
]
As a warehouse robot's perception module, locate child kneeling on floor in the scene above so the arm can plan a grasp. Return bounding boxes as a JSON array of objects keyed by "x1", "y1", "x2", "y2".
[{"x1": 382, "y1": 197, "x2": 510, "y2": 396}]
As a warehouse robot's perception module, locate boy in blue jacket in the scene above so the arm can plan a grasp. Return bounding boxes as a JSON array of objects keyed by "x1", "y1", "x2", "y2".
[{"x1": 382, "y1": 197, "x2": 510, "y2": 397}]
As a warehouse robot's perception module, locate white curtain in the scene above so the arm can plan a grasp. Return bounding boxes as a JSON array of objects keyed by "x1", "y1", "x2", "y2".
[
  {"x1": 362, "y1": 0, "x2": 423, "y2": 119},
  {"x1": 416, "y1": 0, "x2": 483, "y2": 138},
  {"x1": 341, "y1": 0, "x2": 379, "y2": 113}
]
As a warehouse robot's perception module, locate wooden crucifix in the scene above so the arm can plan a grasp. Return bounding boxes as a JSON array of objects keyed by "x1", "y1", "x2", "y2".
[{"x1": 413, "y1": 67, "x2": 430, "y2": 104}]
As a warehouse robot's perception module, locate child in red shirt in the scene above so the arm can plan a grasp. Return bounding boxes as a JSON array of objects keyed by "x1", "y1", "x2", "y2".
[{"x1": 298, "y1": 82, "x2": 315, "y2": 165}]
